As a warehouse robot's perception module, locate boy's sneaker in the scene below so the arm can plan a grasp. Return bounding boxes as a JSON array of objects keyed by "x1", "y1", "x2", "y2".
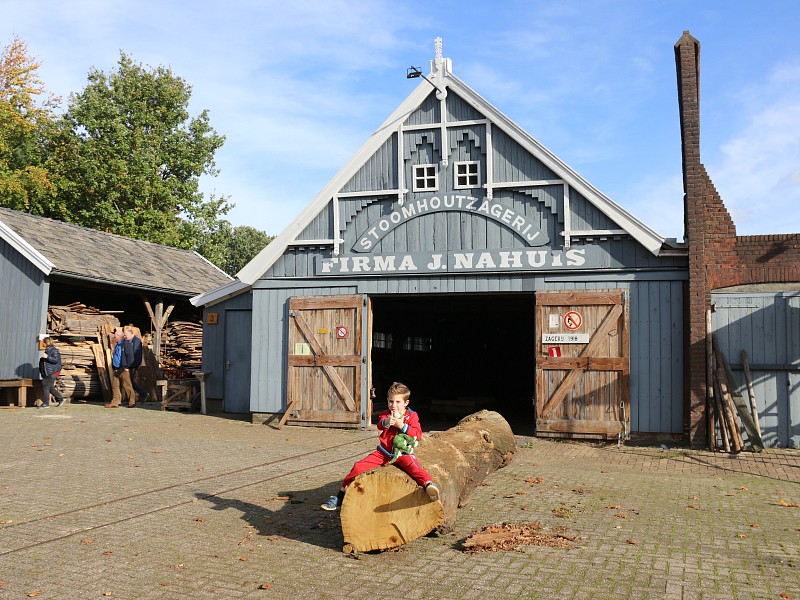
[
  {"x1": 39, "y1": 404, "x2": 50, "y2": 409},
  {"x1": 321, "y1": 495, "x2": 340, "y2": 511},
  {"x1": 55, "y1": 399, "x2": 64, "y2": 407},
  {"x1": 425, "y1": 482, "x2": 440, "y2": 501}
]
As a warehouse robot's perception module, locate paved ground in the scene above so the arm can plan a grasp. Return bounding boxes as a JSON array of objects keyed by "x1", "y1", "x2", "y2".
[{"x1": 0, "y1": 403, "x2": 798, "y2": 600}]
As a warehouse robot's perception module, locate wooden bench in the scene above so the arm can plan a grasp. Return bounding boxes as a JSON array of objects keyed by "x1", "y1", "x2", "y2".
[{"x1": 0, "y1": 379, "x2": 34, "y2": 408}]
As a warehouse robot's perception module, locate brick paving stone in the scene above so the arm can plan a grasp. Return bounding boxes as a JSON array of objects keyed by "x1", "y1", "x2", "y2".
[{"x1": 0, "y1": 406, "x2": 798, "y2": 599}]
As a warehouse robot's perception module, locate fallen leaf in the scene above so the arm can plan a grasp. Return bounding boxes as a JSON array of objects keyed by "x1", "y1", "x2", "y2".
[
  {"x1": 737, "y1": 534, "x2": 748, "y2": 538},
  {"x1": 625, "y1": 539, "x2": 637, "y2": 545},
  {"x1": 28, "y1": 592, "x2": 42, "y2": 597},
  {"x1": 738, "y1": 486, "x2": 749, "y2": 491},
  {"x1": 151, "y1": 450, "x2": 161, "y2": 454},
  {"x1": 520, "y1": 505, "x2": 530, "y2": 511},
  {"x1": 478, "y1": 482, "x2": 490, "y2": 486},
  {"x1": 0, "y1": 520, "x2": 12, "y2": 524},
  {"x1": 239, "y1": 557, "x2": 249, "y2": 562},
  {"x1": 686, "y1": 505, "x2": 697, "y2": 510},
  {"x1": 105, "y1": 439, "x2": 113, "y2": 442},
  {"x1": 778, "y1": 499, "x2": 799, "y2": 508},
  {"x1": 516, "y1": 490, "x2": 528, "y2": 495},
  {"x1": 195, "y1": 518, "x2": 206, "y2": 522},
  {"x1": 606, "y1": 505, "x2": 621, "y2": 510},
  {"x1": 259, "y1": 583, "x2": 272, "y2": 590},
  {"x1": 265, "y1": 496, "x2": 290, "y2": 502},
  {"x1": 615, "y1": 514, "x2": 628, "y2": 519},
  {"x1": 750, "y1": 523, "x2": 759, "y2": 528},
  {"x1": 778, "y1": 593, "x2": 793, "y2": 599},
  {"x1": 43, "y1": 437, "x2": 52, "y2": 440},
  {"x1": 80, "y1": 539, "x2": 95, "y2": 544},
  {"x1": 160, "y1": 582, "x2": 172, "y2": 587},
  {"x1": 614, "y1": 526, "x2": 623, "y2": 529},
  {"x1": 103, "y1": 551, "x2": 114, "y2": 556},
  {"x1": 103, "y1": 593, "x2": 113, "y2": 597},
  {"x1": 690, "y1": 496, "x2": 700, "y2": 500}
]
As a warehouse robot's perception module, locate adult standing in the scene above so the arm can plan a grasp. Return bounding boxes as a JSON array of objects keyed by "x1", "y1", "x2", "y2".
[
  {"x1": 123, "y1": 326, "x2": 148, "y2": 405},
  {"x1": 38, "y1": 337, "x2": 65, "y2": 408},
  {"x1": 105, "y1": 328, "x2": 135, "y2": 408}
]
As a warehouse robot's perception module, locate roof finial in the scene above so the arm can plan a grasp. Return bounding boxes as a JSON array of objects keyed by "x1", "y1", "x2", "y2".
[{"x1": 435, "y1": 37, "x2": 443, "y2": 62}]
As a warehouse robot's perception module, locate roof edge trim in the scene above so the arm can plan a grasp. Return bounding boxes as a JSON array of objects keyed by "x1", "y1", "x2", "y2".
[
  {"x1": 191, "y1": 279, "x2": 250, "y2": 307},
  {"x1": 0, "y1": 219, "x2": 54, "y2": 275}
]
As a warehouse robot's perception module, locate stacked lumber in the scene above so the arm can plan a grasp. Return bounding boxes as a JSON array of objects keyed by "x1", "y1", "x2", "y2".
[
  {"x1": 160, "y1": 320, "x2": 203, "y2": 371},
  {"x1": 48, "y1": 303, "x2": 120, "y2": 336},
  {"x1": 709, "y1": 334, "x2": 764, "y2": 453}
]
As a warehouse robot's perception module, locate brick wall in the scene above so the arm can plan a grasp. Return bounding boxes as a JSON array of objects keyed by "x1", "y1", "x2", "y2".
[{"x1": 675, "y1": 31, "x2": 800, "y2": 447}]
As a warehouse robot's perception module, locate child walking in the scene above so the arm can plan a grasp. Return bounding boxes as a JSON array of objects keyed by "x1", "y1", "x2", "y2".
[{"x1": 321, "y1": 382, "x2": 440, "y2": 510}]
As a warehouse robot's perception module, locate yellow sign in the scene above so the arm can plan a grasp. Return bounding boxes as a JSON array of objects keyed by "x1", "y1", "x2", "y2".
[{"x1": 317, "y1": 328, "x2": 329, "y2": 334}]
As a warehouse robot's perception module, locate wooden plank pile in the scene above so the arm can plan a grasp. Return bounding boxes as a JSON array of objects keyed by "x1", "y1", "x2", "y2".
[
  {"x1": 48, "y1": 303, "x2": 120, "y2": 336},
  {"x1": 707, "y1": 317, "x2": 764, "y2": 453},
  {"x1": 55, "y1": 338, "x2": 102, "y2": 399},
  {"x1": 160, "y1": 320, "x2": 203, "y2": 371}
]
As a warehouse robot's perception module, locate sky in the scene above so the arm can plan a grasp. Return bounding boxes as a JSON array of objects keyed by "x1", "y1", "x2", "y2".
[{"x1": 2, "y1": 1, "x2": 799, "y2": 241}]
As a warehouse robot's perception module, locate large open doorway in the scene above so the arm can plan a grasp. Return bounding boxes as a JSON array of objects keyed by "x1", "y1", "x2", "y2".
[{"x1": 370, "y1": 293, "x2": 536, "y2": 434}]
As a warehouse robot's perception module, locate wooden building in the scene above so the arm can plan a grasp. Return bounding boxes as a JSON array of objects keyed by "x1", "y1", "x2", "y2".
[
  {"x1": 193, "y1": 41, "x2": 689, "y2": 438},
  {"x1": 188, "y1": 34, "x2": 798, "y2": 447},
  {"x1": 0, "y1": 207, "x2": 232, "y2": 389}
]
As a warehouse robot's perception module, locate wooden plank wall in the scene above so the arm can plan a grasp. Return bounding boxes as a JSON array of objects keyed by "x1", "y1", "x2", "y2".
[
  {"x1": 712, "y1": 292, "x2": 800, "y2": 448},
  {"x1": 0, "y1": 237, "x2": 48, "y2": 379},
  {"x1": 201, "y1": 292, "x2": 252, "y2": 399}
]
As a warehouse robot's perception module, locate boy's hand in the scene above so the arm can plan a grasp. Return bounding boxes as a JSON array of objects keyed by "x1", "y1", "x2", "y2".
[{"x1": 389, "y1": 412, "x2": 404, "y2": 428}]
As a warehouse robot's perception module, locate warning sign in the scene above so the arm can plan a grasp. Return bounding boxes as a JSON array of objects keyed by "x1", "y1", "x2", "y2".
[
  {"x1": 336, "y1": 326, "x2": 348, "y2": 339},
  {"x1": 548, "y1": 347, "x2": 562, "y2": 358},
  {"x1": 564, "y1": 311, "x2": 582, "y2": 330}
]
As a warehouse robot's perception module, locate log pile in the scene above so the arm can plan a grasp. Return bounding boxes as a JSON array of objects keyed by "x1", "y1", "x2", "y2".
[
  {"x1": 160, "y1": 320, "x2": 203, "y2": 371},
  {"x1": 48, "y1": 304, "x2": 120, "y2": 336},
  {"x1": 54, "y1": 338, "x2": 103, "y2": 400},
  {"x1": 340, "y1": 410, "x2": 517, "y2": 553},
  {"x1": 709, "y1": 331, "x2": 764, "y2": 453}
]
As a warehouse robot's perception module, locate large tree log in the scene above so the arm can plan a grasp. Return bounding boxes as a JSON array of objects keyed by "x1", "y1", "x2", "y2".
[{"x1": 340, "y1": 410, "x2": 517, "y2": 553}]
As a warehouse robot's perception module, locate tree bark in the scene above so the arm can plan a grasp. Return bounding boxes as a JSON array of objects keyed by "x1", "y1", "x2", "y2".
[{"x1": 340, "y1": 409, "x2": 517, "y2": 553}]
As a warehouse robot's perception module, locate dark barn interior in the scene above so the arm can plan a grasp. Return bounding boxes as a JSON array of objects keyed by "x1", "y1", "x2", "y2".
[{"x1": 370, "y1": 293, "x2": 536, "y2": 433}]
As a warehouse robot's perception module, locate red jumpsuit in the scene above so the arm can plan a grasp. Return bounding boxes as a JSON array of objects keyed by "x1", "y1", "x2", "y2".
[{"x1": 342, "y1": 408, "x2": 432, "y2": 488}]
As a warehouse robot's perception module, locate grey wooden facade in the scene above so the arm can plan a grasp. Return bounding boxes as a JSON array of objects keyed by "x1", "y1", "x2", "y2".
[
  {"x1": 0, "y1": 235, "x2": 49, "y2": 379},
  {"x1": 712, "y1": 289, "x2": 800, "y2": 448},
  {"x1": 196, "y1": 53, "x2": 689, "y2": 434}
]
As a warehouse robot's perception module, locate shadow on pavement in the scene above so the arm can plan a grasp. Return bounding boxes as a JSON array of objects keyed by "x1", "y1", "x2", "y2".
[{"x1": 195, "y1": 484, "x2": 346, "y2": 551}]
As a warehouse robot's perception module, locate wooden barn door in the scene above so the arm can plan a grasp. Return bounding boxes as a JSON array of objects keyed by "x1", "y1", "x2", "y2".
[
  {"x1": 535, "y1": 290, "x2": 630, "y2": 438},
  {"x1": 286, "y1": 295, "x2": 363, "y2": 427}
]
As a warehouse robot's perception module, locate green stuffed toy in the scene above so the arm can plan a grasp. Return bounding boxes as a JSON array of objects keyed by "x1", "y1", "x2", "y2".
[{"x1": 389, "y1": 432, "x2": 419, "y2": 464}]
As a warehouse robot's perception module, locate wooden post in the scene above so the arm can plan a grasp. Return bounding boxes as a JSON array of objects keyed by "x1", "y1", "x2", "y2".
[
  {"x1": 712, "y1": 375, "x2": 731, "y2": 453},
  {"x1": 705, "y1": 309, "x2": 715, "y2": 449},
  {"x1": 712, "y1": 337, "x2": 743, "y2": 452},
  {"x1": 144, "y1": 299, "x2": 174, "y2": 366},
  {"x1": 340, "y1": 410, "x2": 517, "y2": 553},
  {"x1": 740, "y1": 350, "x2": 762, "y2": 438}
]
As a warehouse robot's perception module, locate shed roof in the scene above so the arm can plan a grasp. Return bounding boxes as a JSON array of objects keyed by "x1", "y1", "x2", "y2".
[{"x1": 0, "y1": 207, "x2": 232, "y2": 296}]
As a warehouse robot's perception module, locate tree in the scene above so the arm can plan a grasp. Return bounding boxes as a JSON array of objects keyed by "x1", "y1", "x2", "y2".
[
  {"x1": 0, "y1": 36, "x2": 62, "y2": 216},
  {"x1": 50, "y1": 52, "x2": 230, "y2": 249},
  {"x1": 224, "y1": 225, "x2": 274, "y2": 275}
]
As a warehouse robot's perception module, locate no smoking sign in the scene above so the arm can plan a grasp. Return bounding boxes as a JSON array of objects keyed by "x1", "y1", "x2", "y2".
[
  {"x1": 564, "y1": 311, "x2": 582, "y2": 330},
  {"x1": 336, "y1": 326, "x2": 349, "y2": 339}
]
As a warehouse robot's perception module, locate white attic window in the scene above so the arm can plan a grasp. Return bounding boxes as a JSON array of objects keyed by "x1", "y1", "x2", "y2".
[
  {"x1": 454, "y1": 161, "x2": 480, "y2": 189},
  {"x1": 413, "y1": 164, "x2": 438, "y2": 192}
]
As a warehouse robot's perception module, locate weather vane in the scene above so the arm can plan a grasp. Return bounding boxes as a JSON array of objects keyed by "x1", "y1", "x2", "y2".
[{"x1": 435, "y1": 37, "x2": 443, "y2": 61}]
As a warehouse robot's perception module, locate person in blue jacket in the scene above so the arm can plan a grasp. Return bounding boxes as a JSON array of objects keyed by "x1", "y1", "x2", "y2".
[
  {"x1": 38, "y1": 337, "x2": 65, "y2": 408},
  {"x1": 123, "y1": 326, "x2": 149, "y2": 404}
]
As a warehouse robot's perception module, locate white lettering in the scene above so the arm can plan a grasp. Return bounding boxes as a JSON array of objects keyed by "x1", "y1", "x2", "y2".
[
  {"x1": 466, "y1": 197, "x2": 479, "y2": 210},
  {"x1": 401, "y1": 204, "x2": 417, "y2": 219},
  {"x1": 368, "y1": 226, "x2": 379, "y2": 240},
  {"x1": 416, "y1": 198, "x2": 428, "y2": 212},
  {"x1": 379, "y1": 219, "x2": 390, "y2": 232},
  {"x1": 398, "y1": 255, "x2": 417, "y2": 271},
  {"x1": 475, "y1": 252, "x2": 496, "y2": 269},
  {"x1": 338, "y1": 257, "x2": 350, "y2": 272},
  {"x1": 501, "y1": 209, "x2": 514, "y2": 224},
  {"x1": 351, "y1": 257, "x2": 371, "y2": 272},
  {"x1": 566, "y1": 248, "x2": 586, "y2": 266},
  {"x1": 511, "y1": 215, "x2": 525, "y2": 232},
  {"x1": 551, "y1": 251, "x2": 563, "y2": 267},
  {"x1": 430, "y1": 196, "x2": 441, "y2": 209},
  {"x1": 427, "y1": 254, "x2": 445, "y2": 270},
  {"x1": 526, "y1": 230, "x2": 542, "y2": 242},
  {"x1": 499, "y1": 251, "x2": 522, "y2": 268},
  {"x1": 526, "y1": 251, "x2": 547, "y2": 267},
  {"x1": 443, "y1": 195, "x2": 454, "y2": 208},
  {"x1": 390, "y1": 211, "x2": 402, "y2": 224},
  {"x1": 478, "y1": 200, "x2": 491, "y2": 214},
  {"x1": 320, "y1": 258, "x2": 337, "y2": 273},
  {"x1": 359, "y1": 238, "x2": 372, "y2": 251},
  {"x1": 373, "y1": 255, "x2": 396, "y2": 271},
  {"x1": 453, "y1": 253, "x2": 474, "y2": 269},
  {"x1": 490, "y1": 203, "x2": 503, "y2": 218}
]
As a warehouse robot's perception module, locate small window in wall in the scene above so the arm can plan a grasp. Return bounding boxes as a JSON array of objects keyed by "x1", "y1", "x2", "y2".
[
  {"x1": 373, "y1": 332, "x2": 393, "y2": 349},
  {"x1": 413, "y1": 164, "x2": 438, "y2": 192},
  {"x1": 454, "y1": 161, "x2": 480, "y2": 189},
  {"x1": 402, "y1": 336, "x2": 432, "y2": 352}
]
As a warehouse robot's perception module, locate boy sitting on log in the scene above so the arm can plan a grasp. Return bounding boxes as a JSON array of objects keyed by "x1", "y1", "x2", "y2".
[{"x1": 321, "y1": 382, "x2": 440, "y2": 511}]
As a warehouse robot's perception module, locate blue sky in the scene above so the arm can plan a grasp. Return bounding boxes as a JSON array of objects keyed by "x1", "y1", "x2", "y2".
[{"x1": 2, "y1": 1, "x2": 799, "y2": 240}]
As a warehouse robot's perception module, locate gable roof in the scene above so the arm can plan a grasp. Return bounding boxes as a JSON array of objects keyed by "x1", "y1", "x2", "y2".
[
  {"x1": 0, "y1": 207, "x2": 232, "y2": 297},
  {"x1": 193, "y1": 54, "x2": 668, "y2": 306}
]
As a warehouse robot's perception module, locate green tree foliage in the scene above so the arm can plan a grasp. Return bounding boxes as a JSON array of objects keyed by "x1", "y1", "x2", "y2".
[
  {"x1": 224, "y1": 225, "x2": 274, "y2": 276},
  {"x1": 0, "y1": 36, "x2": 62, "y2": 216},
  {"x1": 50, "y1": 52, "x2": 231, "y2": 248}
]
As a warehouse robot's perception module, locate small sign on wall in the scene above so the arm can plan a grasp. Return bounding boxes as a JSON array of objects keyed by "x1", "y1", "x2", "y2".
[
  {"x1": 294, "y1": 343, "x2": 312, "y2": 355},
  {"x1": 548, "y1": 314, "x2": 560, "y2": 329},
  {"x1": 206, "y1": 312, "x2": 218, "y2": 324},
  {"x1": 542, "y1": 333, "x2": 590, "y2": 344},
  {"x1": 336, "y1": 326, "x2": 349, "y2": 339}
]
